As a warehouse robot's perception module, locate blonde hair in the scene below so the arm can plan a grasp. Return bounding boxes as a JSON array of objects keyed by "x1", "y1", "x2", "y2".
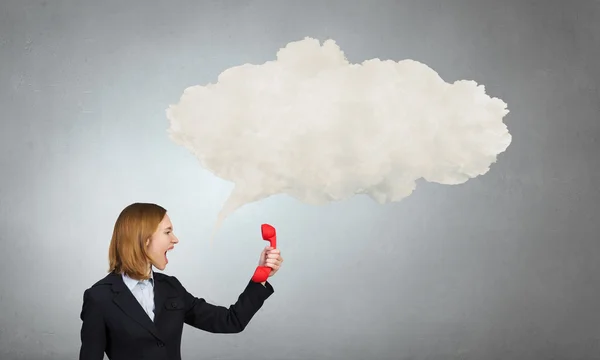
[{"x1": 108, "y1": 202, "x2": 167, "y2": 280}]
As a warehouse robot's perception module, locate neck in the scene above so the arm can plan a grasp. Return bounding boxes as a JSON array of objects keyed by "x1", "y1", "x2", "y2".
[{"x1": 120, "y1": 265, "x2": 152, "y2": 281}]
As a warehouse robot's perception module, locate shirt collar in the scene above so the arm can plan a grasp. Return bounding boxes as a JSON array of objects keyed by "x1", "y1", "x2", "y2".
[{"x1": 122, "y1": 271, "x2": 154, "y2": 291}]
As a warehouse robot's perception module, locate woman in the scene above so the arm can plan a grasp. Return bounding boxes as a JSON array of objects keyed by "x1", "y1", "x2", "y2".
[{"x1": 79, "y1": 202, "x2": 283, "y2": 360}]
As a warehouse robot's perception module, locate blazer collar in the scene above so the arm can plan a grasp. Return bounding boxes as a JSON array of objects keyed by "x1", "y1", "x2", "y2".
[
  {"x1": 103, "y1": 272, "x2": 167, "y2": 341},
  {"x1": 121, "y1": 271, "x2": 154, "y2": 291}
]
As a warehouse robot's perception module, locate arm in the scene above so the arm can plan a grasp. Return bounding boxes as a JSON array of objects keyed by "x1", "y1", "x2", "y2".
[
  {"x1": 175, "y1": 278, "x2": 274, "y2": 333},
  {"x1": 79, "y1": 289, "x2": 106, "y2": 360}
]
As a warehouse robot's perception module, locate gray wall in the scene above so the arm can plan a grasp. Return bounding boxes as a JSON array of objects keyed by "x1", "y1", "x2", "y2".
[{"x1": 1, "y1": 1, "x2": 599, "y2": 359}]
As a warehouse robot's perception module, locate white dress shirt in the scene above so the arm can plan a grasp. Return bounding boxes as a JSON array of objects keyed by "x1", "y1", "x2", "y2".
[{"x1": 122, "y1": 272, "x2": 155, "y2": 321}]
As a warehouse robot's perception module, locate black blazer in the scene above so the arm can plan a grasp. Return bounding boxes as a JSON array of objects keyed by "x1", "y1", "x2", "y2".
[{"x1": 79, "y1": 272, "x2": 274, "y2": 360}]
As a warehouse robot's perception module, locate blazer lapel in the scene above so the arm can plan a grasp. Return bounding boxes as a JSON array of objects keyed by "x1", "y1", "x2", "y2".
[
  {"x1": 107, "y1": 273, "x2": 164, "y2": 341},
  {"x1": 153, "y1": 275, "x2": 168, "y2": 321}
]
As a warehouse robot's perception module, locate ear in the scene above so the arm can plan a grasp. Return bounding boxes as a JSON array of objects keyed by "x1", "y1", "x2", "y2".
[{"x1": 145, "y1": 238, "x2": 150, "y2": 247}]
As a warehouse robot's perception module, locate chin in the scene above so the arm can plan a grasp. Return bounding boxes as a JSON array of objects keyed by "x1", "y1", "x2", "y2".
[
  {"x1": 152, "y1": 260, "x2": 167, "y2": 271},
  {"x1": 151, "y1": 253, "x2": 169, "y2": 271}
]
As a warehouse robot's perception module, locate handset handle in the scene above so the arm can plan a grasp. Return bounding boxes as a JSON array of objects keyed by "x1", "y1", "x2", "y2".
[{"x1": 251, "y1": 224, "x2": 277, "y2": 283}]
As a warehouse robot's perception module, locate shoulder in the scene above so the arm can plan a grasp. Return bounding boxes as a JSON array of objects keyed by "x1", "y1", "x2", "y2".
[
  {"x1": 153, "y1": 272, "x2": 192, "y2": 298},
  {"x1": 82, "y1": 273, "x2": 119, "y2": 303},
  {"x1": 153, "y1": 272, "x2": 185, "y2": 290}
]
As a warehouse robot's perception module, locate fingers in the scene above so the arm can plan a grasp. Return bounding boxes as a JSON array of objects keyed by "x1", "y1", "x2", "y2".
[
  {"x1": 262, "y1": 248, "x2": 283, "y2": 275},
  {"x1": 265, "y1": 257, "x2": 281, "y2": 264},
  {"x1": 264, "y1": 261, "x2": 280, "y2": 271},
  {"x1": 265, "y1": 255, "x2": 283, "y2": 267},
  {"x1": 264, "y1": 249, "x2": 281, "y2": 260},
  {"x1": 266, "y1": 254, "x2": 283, "y2": 264}
]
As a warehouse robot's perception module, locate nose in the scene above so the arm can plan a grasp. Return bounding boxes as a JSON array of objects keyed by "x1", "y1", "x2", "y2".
[{"x1": 172, "y1": 235, "x2": 179, "y2": 244}]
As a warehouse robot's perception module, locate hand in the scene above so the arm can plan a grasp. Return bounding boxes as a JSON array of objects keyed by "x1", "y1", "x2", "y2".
[{"x1": 258, "y1": 246, "x2": 283, "y2": 278}]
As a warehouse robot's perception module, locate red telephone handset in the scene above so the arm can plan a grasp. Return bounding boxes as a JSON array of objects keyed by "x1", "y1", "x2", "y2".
[{"x1": 251, "y1": 224, "x2": 277, "y2": 283}]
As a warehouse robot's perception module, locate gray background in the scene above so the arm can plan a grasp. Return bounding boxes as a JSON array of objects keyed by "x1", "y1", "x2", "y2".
[{"x1": 1, "y1": 1, "x2": 599, "y2": 359}]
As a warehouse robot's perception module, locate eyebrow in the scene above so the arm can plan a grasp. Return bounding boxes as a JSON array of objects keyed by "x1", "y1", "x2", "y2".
[{"x1": 165, "y1": 226, "x2": 173, "y2": 231}]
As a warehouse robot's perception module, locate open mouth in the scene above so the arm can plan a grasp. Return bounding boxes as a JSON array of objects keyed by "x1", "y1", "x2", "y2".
[{"x1": 164, "y1": 246, "x2": 174, "y2": 263}]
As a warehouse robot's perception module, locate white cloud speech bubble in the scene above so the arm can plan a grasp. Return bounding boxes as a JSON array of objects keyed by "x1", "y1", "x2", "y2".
[{"x1": 166, "y1": 37, "x2": 511, "y2": 235}]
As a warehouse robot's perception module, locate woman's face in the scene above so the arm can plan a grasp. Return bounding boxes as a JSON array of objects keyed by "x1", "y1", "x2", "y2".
[{"x1": 146, "y1": 213, "x2": 179, "y2": 270}]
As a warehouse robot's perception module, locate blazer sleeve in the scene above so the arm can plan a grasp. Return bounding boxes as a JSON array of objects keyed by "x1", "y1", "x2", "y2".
[
  {"x1": 79, "y1": 289, "x2": 107, "y2": 360},
  {"x1": 174, "y1": 278, "x2": 274, "y2": 333}
]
